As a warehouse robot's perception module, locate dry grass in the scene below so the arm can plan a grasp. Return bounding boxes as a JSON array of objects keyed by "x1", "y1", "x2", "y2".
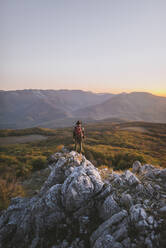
[
  {"x1": 98, "y1": 165, "x2": 113, "y2": 181},
  {"x1": 0, "y1": 177, "x2": 25, "y2": 210},
  {"x1": 22, "y1": 168, "x2": 50, "y2": 197},
  {"x1": 113, "y1": 169, "x2": 124, "y2": 175}
]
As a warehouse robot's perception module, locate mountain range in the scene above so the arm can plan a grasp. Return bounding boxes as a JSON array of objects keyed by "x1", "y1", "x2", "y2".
[{"x1": 0, "y1": 89, "x2": 166, "y2": 129}]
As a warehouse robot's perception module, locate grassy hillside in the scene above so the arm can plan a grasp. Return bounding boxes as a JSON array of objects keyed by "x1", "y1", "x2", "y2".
[{"x1": 0, "y1": 121, "x2": 166, "y2": 210}]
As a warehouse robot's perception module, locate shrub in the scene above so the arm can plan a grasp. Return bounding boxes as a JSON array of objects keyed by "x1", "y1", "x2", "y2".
[
  {"x1": 16, "y1": 163, "x2": 32, "y2": 178},
  {"x1": 31, "y1": 156, "x2": 47, "y2": 171},
  {"x1": 0, "y1": 155, "x2": 18, "y2": 166},
  {"x1": 112, "y1": 152, "x2": 146, "y2": 170},
  {"x1": 0, "y1": 177, "x2": 25, "y2": 210}
]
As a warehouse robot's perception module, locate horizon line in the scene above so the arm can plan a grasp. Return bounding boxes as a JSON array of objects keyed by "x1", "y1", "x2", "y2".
[{"x1": 0, "y1": 88, "x2": 166, "y2": 97}]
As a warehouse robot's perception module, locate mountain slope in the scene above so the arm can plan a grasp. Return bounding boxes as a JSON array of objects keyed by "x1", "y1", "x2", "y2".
[
  {"x1": 74, "y1": 92, "x2": 166, "y2": 122},
  {"x1": 0, "y1": 90, "x2": 113, "y2": 129},
  {"x1": 1, "y1": 90, "x2": 166, "y2": 129}
]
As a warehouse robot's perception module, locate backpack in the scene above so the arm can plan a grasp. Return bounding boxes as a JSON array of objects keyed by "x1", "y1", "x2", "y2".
[{"x1": 75, "y1": 126, "x2": 83, "y2": 137}]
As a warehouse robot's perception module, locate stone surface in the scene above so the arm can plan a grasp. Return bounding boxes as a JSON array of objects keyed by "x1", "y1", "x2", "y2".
[
  {"x1": 90, "y1": 210, "x2": 128, "y2": 246},
  {"x1": 0, "y1": 152, "x2": 166, "y2": 248},
  {"x1": 61, "y1": 161, "x2": 103, "y2": 211},
  {"x1": 159, "y1": 206, "x2": 166, "y2": 215},
  {"x1": 125, "y1": 170, "x2": 140, "y2": 186},
  {"x1": 130, "y1": 204, "x2": 147, "y2": 222},
  {"x1": 99, "y1": 195, "x2": 120, "y2": 220},
  {"x1": 120, "y1": 193, "x2": 133, "y2": 208},
  {"x1": 132, "y1": 161, "x2": 142, "y2": 173}
]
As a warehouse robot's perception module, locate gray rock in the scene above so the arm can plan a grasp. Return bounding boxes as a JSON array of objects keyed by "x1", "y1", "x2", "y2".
[
  {"x1": 113, "y1": 224, "x2": 128, "y2": 242},
  {"x1": 136, "y1": 183, "x2": 144, "y2": 193},
  {"x1": 125, "y1": 170, "x2": 140, "y2": 186},
  {"x1": 96, "y1": 184, "x2": 113, "y2": 200},
  {"x1": 100, "y1": 195, "x2": 120, "y2": 220},
  {"x1": 144, "y1": 199, "x2": 150, "y2": 206},
  {"x1": 154, "y1": 184, "x2": 161, "y2": 190},
  {"x1": 160, "y1": 168, "x2": 166, "y2": 179},
  {"x1": 153, "y1": 169, "x2": 161, "y2": 177},
  {"x1": 130, "y1": 204, "x2": 147, "y2": 222},
  {"x1": 158, "y1": 206, "x2": 166, "y2": 215},
  {"x1": 135, "y1": 220, "x2": 149, "y2": 231},
  {"x1": 40, "y1": 156, "x2": 67, "y2": 194},
  {"x1": 90, "y1": 210, "x2": 128, "y2": 246},
  {"x1": 113, "y1": 243, "x2": 123, "y2": 248},
  {"x1": 61, "y1": 160, "x2": 103, "y2": 211},
  {"x1": 147, "y1": 216, "x2": 154, "y2": 225},
  {"x1": 132, "y1": 161, "x2": 142, "y2": 173},
  {"x1": 146, "y1": 183, "x2": 154, "y2": 195},
  {"x1": 140, "y1": 164, "x2": 159, "y2": 179},
  {"x1": 145, "y1": 237, "x2": 153, "y2": 248},
  {"x1": 61, "y1": 240, "x2": 69, "y2": 248},
  {"x1": 146, "y1": 171, "x2": 156, "y2": 179},
  {"x1": 122, "y1": 237, "x2": 131, "y2": 248},
  {"x1": 0, "y1": 183, "x2": 65, "y2": 248},
  {"x1": 113, "y1": 174, "x2": 123, "y2": 186},
  {"x1": 140, "y1": 164, "x2": 154, "y2": 173},
  {"x1": 93, "y1": 233, "x2": 123, "y2": 248},
  {"x1": 93, "y1": 234, "x2": 115, "y2": 248},
  {"x1": 120, "y1": 193, "x2": 133, "y2": 208}
]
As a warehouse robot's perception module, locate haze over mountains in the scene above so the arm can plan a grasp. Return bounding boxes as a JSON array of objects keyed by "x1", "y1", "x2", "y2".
[
  {"x1": 0, "y1": 89, "x2": 166, "y2": 129},
  {"x1": 0, "y1": 90, "x2": 113, "y2": 129},
  {"x1": 75, "y1": 92, "x2": 166, "y2": 122}
]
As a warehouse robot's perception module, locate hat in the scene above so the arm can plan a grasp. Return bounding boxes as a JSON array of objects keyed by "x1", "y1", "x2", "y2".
[{"x1": 76, "y1": 120, "x2": 81, "y2": 125}]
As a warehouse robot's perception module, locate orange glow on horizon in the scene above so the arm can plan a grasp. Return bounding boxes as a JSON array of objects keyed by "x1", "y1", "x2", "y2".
[
  {"x1": 1, "y1": 86, "x2": 166, "y2": 97},
  {"x1": 91, "y1": 89, "x2": 166, "y2": 97},
  {"x1": 151, "y1": 91, "x2": 166, "y2": 97}
]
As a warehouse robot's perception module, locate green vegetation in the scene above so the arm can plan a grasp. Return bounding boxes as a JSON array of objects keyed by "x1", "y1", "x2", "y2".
[
  {"x1": 0, "y1": 127, "x2": 57, "y2": 137},
  {"x1": 0, "y1": 122, "x2": 166, "y2": 210}
]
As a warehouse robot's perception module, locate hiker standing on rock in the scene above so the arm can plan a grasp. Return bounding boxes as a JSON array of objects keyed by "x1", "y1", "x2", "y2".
[{"x1": 73, "y1": 120, "x2": 85, "y2": 153}]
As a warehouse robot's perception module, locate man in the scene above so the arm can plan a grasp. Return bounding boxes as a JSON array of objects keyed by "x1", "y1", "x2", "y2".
[{"x1": 73, "y1": 120, "x2": 85, "y2": 153}]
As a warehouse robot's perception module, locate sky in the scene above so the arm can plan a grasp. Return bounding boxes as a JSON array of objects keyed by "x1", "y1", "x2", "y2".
[{"x1": 0, "y1": 0, "x2": 166, "y2": 96}]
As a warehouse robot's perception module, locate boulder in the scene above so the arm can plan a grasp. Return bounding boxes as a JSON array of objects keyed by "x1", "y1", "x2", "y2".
[
  {"x1": 132, "y1": 161, "x2": 142, "y2": 173},
  {"x1": 158, "y1": 206, "x2": 166, "y2": 215},
  {"x1": 61, "y1": 160, "x2": 103, "y2": 211},
  {"x1": 90, "y1": 210, "x2": 128, "y2": 246},
  {"x1": 99, "y1": 195, "x2": 120, "y2": 220},
  {"x1": 120, "y1": 193, "x2": 133, "y2": 208},
  {"x1": 125, "y1": 170, "x2": 140, "y2": 186},
  {"x1": 130, "y1": 204, "x2": 147, "y2": 222},
  {"x1": 160, "y1": 169, "x2": 166, "y2": 179}
]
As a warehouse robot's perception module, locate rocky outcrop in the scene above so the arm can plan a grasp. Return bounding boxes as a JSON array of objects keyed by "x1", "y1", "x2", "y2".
[{"x1": 0, "y1": 151, "x2": 166, "y2": 248}]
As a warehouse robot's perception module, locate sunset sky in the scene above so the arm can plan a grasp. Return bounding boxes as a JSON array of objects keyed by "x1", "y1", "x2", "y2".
[{"x1": 0, "y1": 0, "x2": 166, "y2": 96}]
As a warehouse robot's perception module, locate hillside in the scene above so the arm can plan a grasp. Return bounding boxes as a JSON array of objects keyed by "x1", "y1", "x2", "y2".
[
  {"x1": 0, "y1": 151, "x2": 166, "y2": 247},
  {"x1": 0, "y1": 89, "x2": 113, "y2": 129},
  {"x1": 74, "y1": 92, "x2": 166, "y2": 123},
  {"x1": 1, "y1": 90, "x2": 166, "y2": 129}
]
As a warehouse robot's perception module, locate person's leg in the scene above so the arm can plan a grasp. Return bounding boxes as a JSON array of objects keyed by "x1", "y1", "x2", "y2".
[
  {"x1": 79, "y1": 139, "x2": 82, "y2": 153},
  {"x1": 74, "y1": 139, "x2": 77, "y2": 151}
]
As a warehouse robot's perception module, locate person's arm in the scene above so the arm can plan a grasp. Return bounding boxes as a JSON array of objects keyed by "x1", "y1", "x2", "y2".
[{"x1": 82, "y1": 127, "x2": 85, "y2": 138}]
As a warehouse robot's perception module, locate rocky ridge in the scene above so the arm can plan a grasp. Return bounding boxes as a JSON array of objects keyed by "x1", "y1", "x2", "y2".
[{"x1": 0, "y1": 151, "x2": 166, "y2": 248}]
